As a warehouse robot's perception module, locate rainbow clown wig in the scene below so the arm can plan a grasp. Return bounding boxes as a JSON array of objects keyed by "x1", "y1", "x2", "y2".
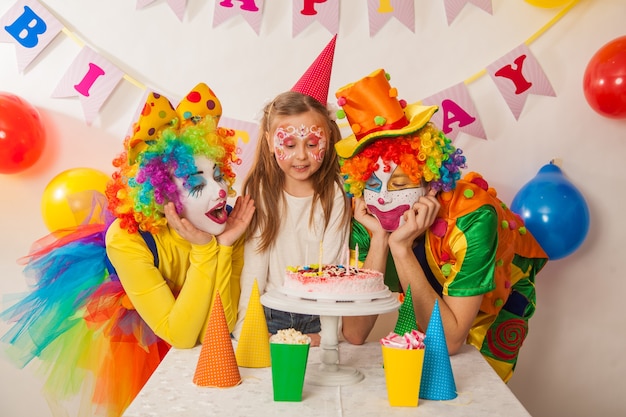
[
  {"x1": 107, "y1": 83, "x2": 239, "y2": 234},
  {"x1": 338, "y1": 123, "x2": 466, "y2": 197},
  {"x1": 333, "y1": 69, "x2": 466, "y2": 197}
]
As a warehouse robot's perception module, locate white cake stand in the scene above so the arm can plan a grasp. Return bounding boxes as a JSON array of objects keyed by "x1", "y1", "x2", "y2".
[{"x1": 260, "y1": 288, "x2": 399, "y2": 386}]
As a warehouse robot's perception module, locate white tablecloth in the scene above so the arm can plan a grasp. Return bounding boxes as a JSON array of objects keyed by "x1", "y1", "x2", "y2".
[{"x1": 124, "y1": 342, "x2": 531, "y2": 417}]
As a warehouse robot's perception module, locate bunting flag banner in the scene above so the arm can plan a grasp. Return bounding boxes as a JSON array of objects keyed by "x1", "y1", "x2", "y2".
[
  {"x1": 1, "y1": 0, "x2": 577, "y2": 129},
  {"x1": 51, "y1": 46, "x2": 124, "y2": 126},
  {"x1": 367, "y1": 0, "x2": 415, "y2": 37},
  {"x1": 292, "y1": 0, "x2": 339, "y2": 38},
  {"x1": 220, "y1": 116, "x2": 259, "y2": 183},
  {"x1": 444, "y1": 0, "x2": 493, "y2": 26},
  {"x1": 486, "y1": 43, "x2": 556, "y2": 120},
  {"x1": 421, "y1": 82, "x2": 487, "y2": 141},
  {"x1": 213, "y1": 0, "x2": 265, "y2": 35},
  {"x1": 0, "y1": 0, "x2": 63, "y2": 73}
]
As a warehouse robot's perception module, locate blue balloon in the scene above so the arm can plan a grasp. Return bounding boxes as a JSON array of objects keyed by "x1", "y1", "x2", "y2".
[{"x1": 511, "y1": 163, "x2": 590, "y2": 260}]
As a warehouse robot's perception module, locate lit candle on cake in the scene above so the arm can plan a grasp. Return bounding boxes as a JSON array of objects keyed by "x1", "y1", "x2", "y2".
[
  {"x1": 318, "y1": 241, "x2": 323, "y2": 274},
  {"x1": 354, "y1": 244, "x2": 359, "y2": 269}
]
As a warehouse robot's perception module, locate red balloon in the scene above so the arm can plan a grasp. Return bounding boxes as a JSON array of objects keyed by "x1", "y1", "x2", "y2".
[
  {"x1": 0, "y1": 92, "x2": 46, "y2": 174},
  {"x1": 583, "y1": 36, "x2": 626, "y2": 119}
]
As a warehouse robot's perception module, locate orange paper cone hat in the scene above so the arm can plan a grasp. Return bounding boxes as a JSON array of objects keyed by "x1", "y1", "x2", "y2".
[
  {"x1": 236, "y1": 279, "x2": 271, "y2": 368},
  {"x1": 193, "y1": 292, "x2": 242, "y2": 387},
  {"x1": 291, "y1": 34, "x2": 337, "y2": 105},
  {"x1": 419, "y1": 300, "x2": 457, "y2": 400},
  {"x1": 394, "y1": 285, "x2": 418, "y2": 335}
]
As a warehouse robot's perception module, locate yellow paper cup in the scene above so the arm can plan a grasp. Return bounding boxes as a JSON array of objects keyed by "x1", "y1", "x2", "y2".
[
  {"x1": 270, "y1": 342, "x2": 310, "y2": 402},
  {"x1": 381, "y1": 345, "x2": 425, "y2": 407}
]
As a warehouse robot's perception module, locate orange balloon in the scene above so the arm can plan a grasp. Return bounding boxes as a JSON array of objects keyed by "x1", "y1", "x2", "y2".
[{"x1": 41, "y1": 168, "x2": 111, "y2": 231}]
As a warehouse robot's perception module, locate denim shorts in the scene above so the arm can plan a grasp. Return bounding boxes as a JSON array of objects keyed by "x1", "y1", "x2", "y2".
[{"x1": 263, "y1": 306, "x2": 321, "y2": 335}]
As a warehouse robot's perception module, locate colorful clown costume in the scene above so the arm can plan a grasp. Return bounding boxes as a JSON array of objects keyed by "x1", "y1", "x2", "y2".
[
  {"x1": 0, "y1": 217, "x2": 244, "y2": 416},
  {"x1": 352, "y1": 172, "x2": 548, "y2": 382}
]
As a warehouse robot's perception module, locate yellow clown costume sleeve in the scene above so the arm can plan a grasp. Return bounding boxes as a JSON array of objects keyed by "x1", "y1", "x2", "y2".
[{"x1": 105, "y1": 219, "x2": 241, "y2": 348}]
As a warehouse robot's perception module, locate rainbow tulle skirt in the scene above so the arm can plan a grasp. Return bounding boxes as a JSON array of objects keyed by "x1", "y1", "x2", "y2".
[{"x1": 0, "y1": 224, "x2": 170, "y2": 416}]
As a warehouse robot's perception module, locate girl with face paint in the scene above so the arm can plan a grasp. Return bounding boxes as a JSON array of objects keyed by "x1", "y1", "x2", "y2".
[
  {"x1": 0, "y1": 84, "x2": 255, "y2": 416},
  {"x1": 336, "y1": 69, "x2": 548, "y2": 383},
  {"x1": 232, "y1": 91, "x2": 351, "y2": 347}
]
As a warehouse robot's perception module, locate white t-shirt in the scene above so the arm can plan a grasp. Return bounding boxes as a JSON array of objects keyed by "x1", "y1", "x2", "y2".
[{"x1": 233, "y1": 183, "x2": 349, "y2": 339}]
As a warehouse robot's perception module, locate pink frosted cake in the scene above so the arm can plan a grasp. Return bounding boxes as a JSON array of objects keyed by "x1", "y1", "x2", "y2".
[{"x1": 283, "y1": 264, "x2": 385, "y2": 296}]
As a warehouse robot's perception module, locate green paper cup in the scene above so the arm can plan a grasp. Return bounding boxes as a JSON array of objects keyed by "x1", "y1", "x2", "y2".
[
  {"x1": 270, "y1": 342, "x2": 310, "y2": 402},
  {"x1": 381, "y1": 345, "x2": 425, "y2": 407}
]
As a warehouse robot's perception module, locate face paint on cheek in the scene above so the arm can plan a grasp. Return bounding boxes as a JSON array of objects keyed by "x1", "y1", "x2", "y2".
[
  {"x1": 364, "y1": 187, "x2": 427, "y2": 232},
  {"x1": 273, "y1": 129, "x2": 294, "y2": 161},
  {"x1": 308, "y1": 137, "x2": 326, "y2": 162},
  {"x1": 395, "y1": 188, "x2": 425, "y2": 206},
  {"x1": 273, "y1": 124, "x2": 326, "y2": 162}
]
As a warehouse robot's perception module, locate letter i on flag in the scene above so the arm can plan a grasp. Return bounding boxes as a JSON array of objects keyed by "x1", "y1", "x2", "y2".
[{"x1": 51, "y1": 46, "x2": 124, "y2": 125}]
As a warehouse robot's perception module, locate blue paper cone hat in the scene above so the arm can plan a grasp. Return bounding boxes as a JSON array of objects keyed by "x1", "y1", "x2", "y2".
[
  {"x1": 235, "y1": 279, "x2": 271, "y2": 368},
  {"x1": 393, "y1": 285, "x2": 418, "y2": 335},
  {"x1": 419, "y1": 300, "x2": 457, "y2": 400}
]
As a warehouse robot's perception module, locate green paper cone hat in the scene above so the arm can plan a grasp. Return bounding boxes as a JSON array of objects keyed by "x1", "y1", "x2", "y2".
[
  {"x1": 419, "y1": 299, "x2": 457, "y2": 400},
  {"x1": 393, "y1": 285, "x2": 418, "y2": 335}
]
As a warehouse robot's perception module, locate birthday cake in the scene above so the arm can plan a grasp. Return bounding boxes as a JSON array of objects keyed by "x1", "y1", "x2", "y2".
[{"x1": 283, "y1": 264, "x2": 385, "y2": 297}]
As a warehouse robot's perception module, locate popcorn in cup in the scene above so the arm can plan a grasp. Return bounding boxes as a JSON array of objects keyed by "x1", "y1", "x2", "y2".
[
  {"x1": 270, "y1": 328, "x2": 311, "y2": 402},
  {"x1": 380, "y1": 329, "x2": 426, "y2": 407}
]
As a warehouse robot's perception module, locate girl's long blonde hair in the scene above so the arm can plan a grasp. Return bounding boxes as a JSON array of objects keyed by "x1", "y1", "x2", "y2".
[{"x1": 243, "y1": 91, "x2": 350, "y2": 252}]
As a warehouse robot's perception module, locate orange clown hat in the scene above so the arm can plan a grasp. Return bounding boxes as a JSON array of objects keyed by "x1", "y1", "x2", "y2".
[
  {"x1": 127, "y1": 83, "x2": 223, "y2": 163},
  {"x1": 334, "y1": 69, "x2": 438, "y2": 159}
]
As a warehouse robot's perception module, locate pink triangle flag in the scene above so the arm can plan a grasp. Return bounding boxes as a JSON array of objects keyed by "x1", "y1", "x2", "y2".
[
  {"x1": 367, "y1": 0, "x2": 415, "y2": 37},
  {"x1": 51, "y1": 46, "x2": 124, "y2": 125},
  {"x1": 421, "y1": 82, "x2": 488, "y2": 141},
  {"x1": 444, "y1": 0, "x2": 493, "y2": 26},
  {"x1": 292, "y1": 0, "x2": 339, "y2": 38},
  {"x1": 0, "y1": 0, "x2": 64, "y2": 73},
  {"x1": 165, "y1": 0, "x2": 188, "y2": 21},
  {"x1": 487, "y1": 43, "x2": 556, "y2": 120},
  {"x1": 213, "y1": 0, "x2": 265, "y2": 35}
]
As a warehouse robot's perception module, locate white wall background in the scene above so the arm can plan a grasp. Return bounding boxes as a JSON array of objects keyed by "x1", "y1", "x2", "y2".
[{"x1": 1, "y1": 1, "x2": 625, "y2": 416}]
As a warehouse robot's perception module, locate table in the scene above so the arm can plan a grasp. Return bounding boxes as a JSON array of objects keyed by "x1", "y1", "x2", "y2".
[
  {"x1": 261, "y1": 289, "x2": 399, "y2": 386},
  {"x1": 123, "y1": 341, "x2": 532, "y2": 417}
]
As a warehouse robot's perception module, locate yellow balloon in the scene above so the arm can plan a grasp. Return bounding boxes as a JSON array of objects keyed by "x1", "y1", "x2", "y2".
[
  {"x1": 524, "y1": 0, "x2": 570, "y2": 7},
  {"x1": 41, "y1": 167, "x2": 111, "y2": 232}
]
